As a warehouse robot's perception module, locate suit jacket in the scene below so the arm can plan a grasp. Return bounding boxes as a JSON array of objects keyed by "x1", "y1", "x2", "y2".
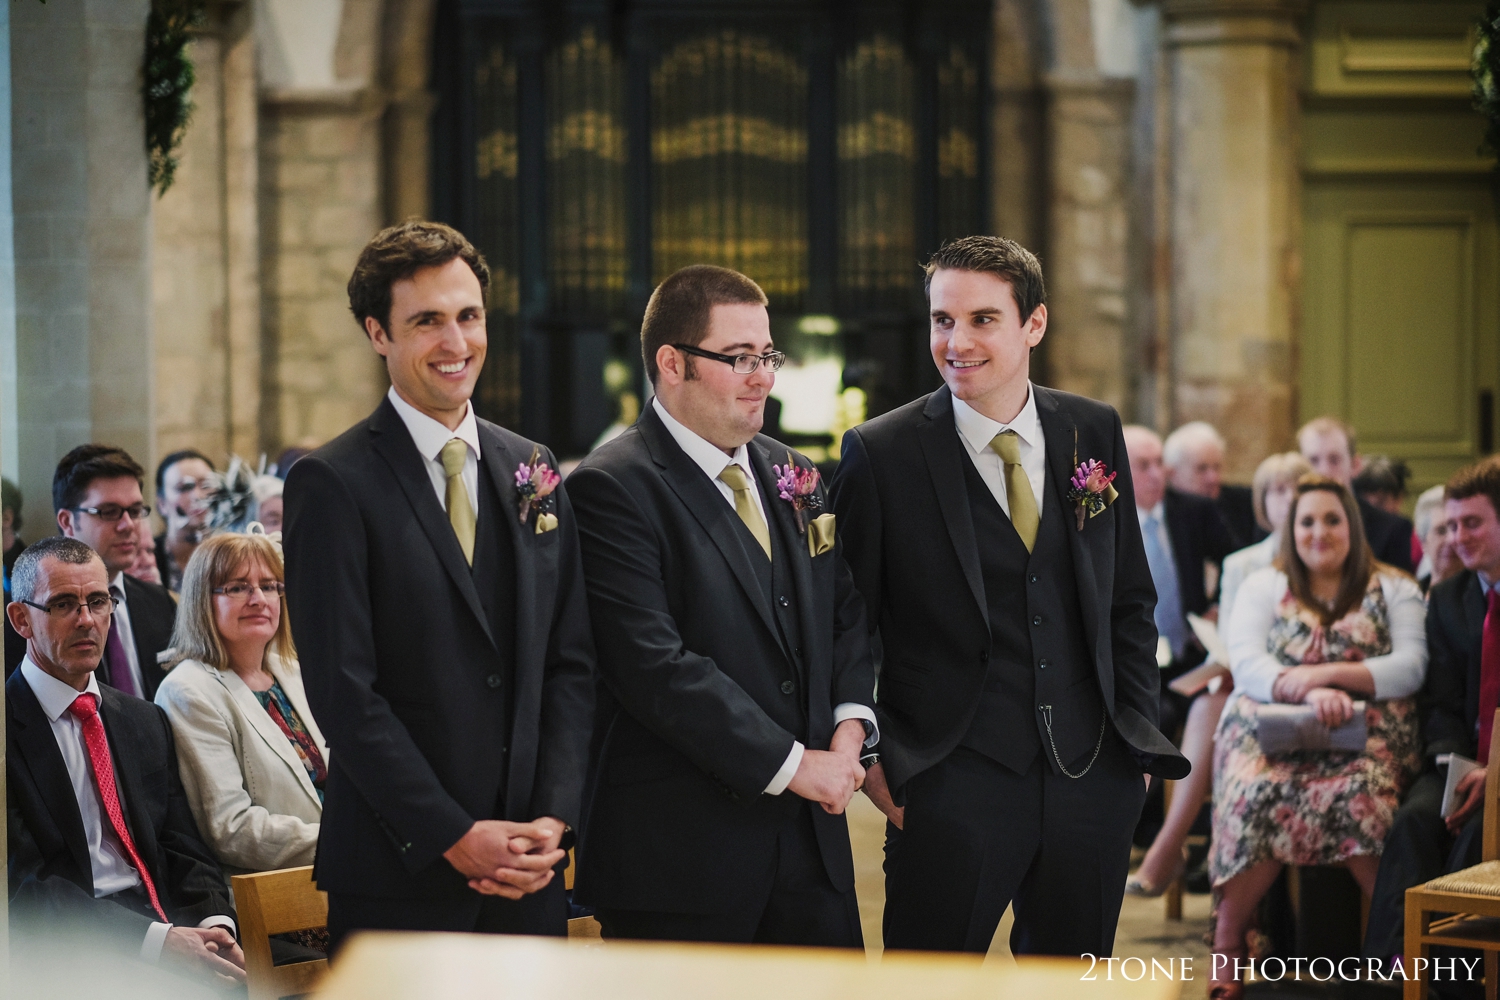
[
  {"x1": 6, "y1": 670, "x2": 234, "y2": 952},
  {"x1": 1422, "y1": 570, "x2": 1484, "y2": 760},
  {"x1": 831, "y1": 385, "x2": 1189, "y2": 786},
  {"x1": 567, "y1": 405, "x2": 875, "y2": 914},
  {"x1": 153, "y1": 655, "x2": 327, "y2": 873},
  {"x1": 5, "y1": 575, "x2": 176, "y2": 692},
  {"x1": 1216, "y1": 483, "x2": 1263, "y2": 551},
  {"x1": 1361, "y1": 497, "x2": 1416, "y2": 574},
  {"x1": 1163, "y1": 487, "x2": 1236, "y2": 618},
  {"x1": 283, "y1": 398, "x2": 595, "y2": 905}
]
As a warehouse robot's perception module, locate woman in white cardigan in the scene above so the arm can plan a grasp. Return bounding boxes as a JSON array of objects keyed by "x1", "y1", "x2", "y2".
[{"x1": 155, "y1": 530, "x2": 328, "y2": 874}]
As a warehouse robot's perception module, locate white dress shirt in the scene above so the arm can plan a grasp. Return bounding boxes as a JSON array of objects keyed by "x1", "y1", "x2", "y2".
[
  {"x1": 388, "y1": 385, "x2": 480, "y2": 518},
  {"x1": 19, "y1": 658, "x2": 235, "y2": 961},
  {"x1": 951, "y1": 384, "x2": 1046, "y2": 518},
  {"x1": 107, "y1": 571, "x2": 144, "y2": 694},
  {"x1": 652, "y1": 397, "x2": 878, "y2": 795}
]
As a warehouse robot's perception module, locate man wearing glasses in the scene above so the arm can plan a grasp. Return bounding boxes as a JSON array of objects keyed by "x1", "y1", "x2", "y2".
[
  {"x1": 4, "y1": 446, "x2": 177, "y2": 693},
  {"x1": 569, "y1": 264, "x2": 876, "y2": 946}
]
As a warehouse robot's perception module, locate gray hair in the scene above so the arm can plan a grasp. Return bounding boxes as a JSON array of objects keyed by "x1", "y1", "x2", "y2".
[
  {"x1": 10, "y1": 536, "x2": 102, "y2": 604},
  {"x1": 1163, "y1": 421, "x2": 1226, "y2": 472},
  {"x1": 1414, "y1": 483, "x2": 1447, "y2": 540}
]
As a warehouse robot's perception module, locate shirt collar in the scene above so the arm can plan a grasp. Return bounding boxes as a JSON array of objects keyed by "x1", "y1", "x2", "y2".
[
  {"x1": 387, "y1": 386, "x2": 481, "y2": 464},
  {"x1": 20, "y1": 655, "x2": 102, "y2": 723},
  {"x1": 951, "y1": 382, "x2": 1041, "y2": 458},
  {"x1": 1138, "y1": 501, "x2": 1165, "y2": 523},
  {"x1": 1480, "y1": 571, "x2": 1498, "y2": 595},
  {"x1": 652, "y1": 396, "x2": 754, "y2": 485},
  {"x1": 109, "y1": 571, "x2": 126, "y2": 600}
]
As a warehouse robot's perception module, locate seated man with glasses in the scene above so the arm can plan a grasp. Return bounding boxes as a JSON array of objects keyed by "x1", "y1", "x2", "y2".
[
  {"x1": 6, "y1": 535, "x2": 245, "y2": 985},
  {"x1": 7, "y1": 445, "x2": 180, "y2": 697}
]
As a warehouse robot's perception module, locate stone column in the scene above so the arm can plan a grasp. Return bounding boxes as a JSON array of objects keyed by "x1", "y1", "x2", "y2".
[{"x1": 1163, "y1": 0, "x2": 1306, "y2": 479}]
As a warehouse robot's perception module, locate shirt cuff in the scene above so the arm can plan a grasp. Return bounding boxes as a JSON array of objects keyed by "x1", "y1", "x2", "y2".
[
  {"x1": 763, "y1": 741, "x2": 804, "y2": 795},
  {"x1": 141, "y1": 921, "x2": 172, "y2": 963},
  {"x1": 834, "y1": 703, "x2": 879, "y2": 747},
  {"x1": 200, "y1": 914, "x2": 237, "y2": 937}
]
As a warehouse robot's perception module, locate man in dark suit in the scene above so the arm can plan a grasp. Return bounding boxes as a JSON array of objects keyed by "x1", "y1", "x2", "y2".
[
  {"x1": 6, "y1": 536, "x2": 243, "y2": 983},
  {"x1": 284, "y1": 221, "x2": 595, "y2": 951},
  {"x1": 569, "y1": 264, "x2": 874, "y2": 946},
  {"x1": 1365, "y1": 459, "x2": 1500, "y2": 964},
  {"x1": 3, "y1": 445, "x2": 178, "y2": 692},
  {"x1": 1162, "y1": 420, "x2": 1262, "y2": 550},
  {"x1": 1299, "y1": 416, "x2": 1415, "y2": 572},
  {"x1": 831, "y1": 236, "x2": 1187, "y2": 955}
]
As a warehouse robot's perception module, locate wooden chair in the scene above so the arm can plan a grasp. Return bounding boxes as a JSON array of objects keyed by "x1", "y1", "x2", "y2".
[
  {"x1": 231, "y1": 866, "x2": 329, "y2": 1000},
  {"x1": 1403, "y1": 709, "x2": 1500, "y2": 1000},
  {"x1": 566, "y1": 847, "x2": 602, "y2": 940}
]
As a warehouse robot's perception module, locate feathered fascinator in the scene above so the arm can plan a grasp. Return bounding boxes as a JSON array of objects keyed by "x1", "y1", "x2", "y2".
[{"x1": 203, "y1": 455, "x2": 265, "y2": 534}]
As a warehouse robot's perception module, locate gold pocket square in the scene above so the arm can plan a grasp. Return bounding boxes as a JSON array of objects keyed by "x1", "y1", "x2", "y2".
[
  {"x1": 807, "y1": 513, "x2": 836, "y2": 557},
  {"x1": 535, "y1": 512, "x2": 559, "y2": 535}
]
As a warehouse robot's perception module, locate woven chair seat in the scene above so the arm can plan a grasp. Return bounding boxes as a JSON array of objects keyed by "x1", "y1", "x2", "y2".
[{"x1": 1424, "y1": 860, "x2": 1500, "y2": 897}]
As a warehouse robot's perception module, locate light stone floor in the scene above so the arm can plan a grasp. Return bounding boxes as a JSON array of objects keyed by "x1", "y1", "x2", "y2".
[{"x1": 846, "y1": 794, "x2": 1213, "y2": 999}]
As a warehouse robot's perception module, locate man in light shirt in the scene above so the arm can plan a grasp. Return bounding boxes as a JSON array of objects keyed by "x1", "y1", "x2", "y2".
[
  {"x1": 569, "y1": 264, "x2": 875, "y2": 945},
  {"x1": 6, "y1": 536, "x2": 243, "y2": 983}
]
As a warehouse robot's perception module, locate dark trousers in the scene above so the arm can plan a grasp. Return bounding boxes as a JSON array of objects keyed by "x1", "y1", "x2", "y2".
[
  {"x1": 1364, "y1": 770, "x2": 1484, "y2": 960},
  {"x1": 596, "y1": 802, "x2": 862, "y2": 948},
  {"x1": 327, "y1": 876, "x2": 567, "y2": 955},
  {"x1": 883, "y1": 741, "x2": 1146, "y2": 955}
]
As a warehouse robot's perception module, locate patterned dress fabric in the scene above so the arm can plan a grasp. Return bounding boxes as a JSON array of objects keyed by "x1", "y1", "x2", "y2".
[
  {"x1": 254, "y1": 681, "x2": 327, "y2": 800},
  {"x1": 1210, "y1": 575, "x2": 1421, "y2": 886}
]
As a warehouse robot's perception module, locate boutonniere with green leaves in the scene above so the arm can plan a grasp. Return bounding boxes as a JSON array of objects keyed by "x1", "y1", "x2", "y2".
[
  {"x1": 515, "y1": 446, "x2": 561, "y2": 534},
  {"x1": 772, "y1": 454, "x2": 823, "y2": 533}
]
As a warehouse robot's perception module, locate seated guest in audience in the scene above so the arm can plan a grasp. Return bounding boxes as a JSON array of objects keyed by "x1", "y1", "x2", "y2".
[
  {"x1": 1299, "y1": 417, "x2": 1416, "y2": 572},
  {"x1": 1217, "y1": 453, "x2": 1311, "y2": 644},
  {"x1": 127, "y1": 519, "x2": 164, "y2": 588},
  {"x1": 1122, "y1": 425, "x2": 1235, "y2": 895},
  {"x1": 1164, "y1": 420, "x2": 1260, "y2": 549},
  {"x1": 1365, "y1": 460, "x2": 1500, "y2": 967},
  {"x1": 50, "y1": 446, "x2": 177, "y2": 698},
  {"x1": 154, "y1": 450, "x2": 215, "y2": 592},
  {"x1": 1413, "y1": 483, "x2": 1461, "y2": 594},
  {"x1": 6, "y1": 537, "x2": 244, "y2": 984},
  {"x1": 1355, "y1": 455, "x2": 1412, "y2": 516},
  {"x1": 154, "y1": 531, "x2": 326, "y2": 874},
  {"x1": 1211, "y1": 475, "x2": 1426, "y2": 999},
  {"x1": 251, "y1": 475, "x2": 284, "y2": 535}
]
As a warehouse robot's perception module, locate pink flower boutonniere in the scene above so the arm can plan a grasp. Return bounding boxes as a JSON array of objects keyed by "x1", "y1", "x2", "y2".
[
  {"x1": 772, "y1": 454, "x2": 823, "y2": 533},
  {"x1": 1066, "y1": 459, "x2": 1118, "y2": 531},
  {"x1": 514, "y1": 446, "x2": 561, "y2": 525}
]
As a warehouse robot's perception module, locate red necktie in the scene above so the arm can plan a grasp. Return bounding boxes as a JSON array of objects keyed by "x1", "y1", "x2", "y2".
[
  {"x1": 67, "y1": 693, "x2": 168, "y2": 922},
  {"x1": 1478, "y1": 590, "x2": 1500, "y2": 763}
]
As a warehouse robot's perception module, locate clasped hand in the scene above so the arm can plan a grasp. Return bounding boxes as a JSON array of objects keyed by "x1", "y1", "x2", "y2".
[
  {"x1": 444, "y1": 817, "x2": 567, "y2": 898},
  {"x1": 787, "y1": 719, "x2": 867, "y2": 815},
  {"x1": 1272, "y1": 665, "x2": 1360, "y2": 727}
]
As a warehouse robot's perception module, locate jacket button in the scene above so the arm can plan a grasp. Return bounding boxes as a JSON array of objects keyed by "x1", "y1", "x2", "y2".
[
  {"x1": 778, "y1": 595, "x2": 790, "y2": 608},
  {"x1": 781, "y1": 680, "x2": 795, "y2": 695},
  {"x1": 1039, "y1": 659, "x2": 1049, "y2": 670},
  {"x1": 1032, "y1": 615, "x2": 1042, "y2": 626},
  {"x1": 1029, "y1": 573, "x2": 1038, "y2": 584},
  {"x1": 487, "y1": 674, "x2": 502, "y2": 688},
  {"x1": 980, "y1": 651, "x2": 989, "y2": 662}
]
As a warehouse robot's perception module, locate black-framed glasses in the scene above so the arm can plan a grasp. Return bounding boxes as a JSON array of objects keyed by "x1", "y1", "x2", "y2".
[
  {"x1": 672, "y1": 343, "x2": 785, "y2": 375},
  {"x1": 21, "y1": 594, "x2": 119, "y2": 619},
  {"x1": 212, "y1": 581, "x2": 287, "y2": 600},
  {"x1": 71, "y1": 503, "x2": 152, "y2": 523}
]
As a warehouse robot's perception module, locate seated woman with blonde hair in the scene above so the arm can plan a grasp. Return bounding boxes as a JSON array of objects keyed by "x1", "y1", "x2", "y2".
[
  {"x1": 154, "y1": 530, "x2": 328, "y2": 874},
  {"x1": 1208, "y1": 475, "x2": 1426, "y2": 999}
]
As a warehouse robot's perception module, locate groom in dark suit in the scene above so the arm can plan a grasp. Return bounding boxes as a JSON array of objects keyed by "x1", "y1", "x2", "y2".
[
  {"x1": 569, "y1": 264, "x2": 875, "y2": 946},
  {"x1": 831, "y1": 235, "x2": 1188, "y2": 955},
  {"x1": 284, "y1": 222, "x2": 595, "y2": 949}
]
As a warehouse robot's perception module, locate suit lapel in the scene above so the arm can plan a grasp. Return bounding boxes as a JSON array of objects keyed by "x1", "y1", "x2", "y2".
[
  {"x1": 916, "y1": 388, "x2": 987, "y2": 620},
  {"x1": 1035, "y1": 387, "x2": 1102, "y2": 658},
  {"x1": 749, "y1": 438, "x2": 806, "y2": 665},
  {"x1": 640, "y1": 408, "x2": 781, "y2": 642},
  {"x1": 480, "y1": 423, "x2": 545, "y2": 683},
  {"x1": 99, "y1": 690, "x2": 162, "y2": 883},
  {"x1": 8, "y1": 675, "x2": 93, "y2": 886},
  {"x1": 368, "y1": 398, "x2": 496, "y2": 650},
  {"x1": 219, "y1": 666, "x2": 322, "y2": 810},
  {"x1": 1465, "y1": 573, "x2": 1486, "y2": 670}
]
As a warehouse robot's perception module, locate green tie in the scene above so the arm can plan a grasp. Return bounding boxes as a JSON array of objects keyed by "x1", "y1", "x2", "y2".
[
  {"x1": 440, "y1": 438, "x2": 476, "y2": 565},
  {"x1": 718, "y1": 464, "x2": 772, "y2": 561},
  {"x1": 992, "y1": 430, "x2": 1039, "y2": 552}
]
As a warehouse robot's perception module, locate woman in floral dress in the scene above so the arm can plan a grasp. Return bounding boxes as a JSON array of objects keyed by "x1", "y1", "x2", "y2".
[{"x1": 1208, "y1": 475, "x2": 1427, "y2": 999}]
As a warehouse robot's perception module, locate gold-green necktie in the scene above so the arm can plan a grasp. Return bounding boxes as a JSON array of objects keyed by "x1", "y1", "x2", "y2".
[
  {"x1": 440, "y1": 438, "x2": 476, "y2": 565},
  {"x1": 718, "y1": 464, "x2": 772, "y2": 561},
  {"x1": 992, "y1": 430, "x2": 1039, "y2": 553}
]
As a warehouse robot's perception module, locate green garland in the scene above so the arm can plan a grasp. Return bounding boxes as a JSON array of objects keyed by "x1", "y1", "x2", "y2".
[{"x1": 143, "y1": 0, "x2": 206, "y2": 195}]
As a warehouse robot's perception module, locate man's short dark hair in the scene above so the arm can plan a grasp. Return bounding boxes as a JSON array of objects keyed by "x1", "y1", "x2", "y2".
[
  {"x1": 347, "y1": 220, "x2": 491, "y2": 337},
  {"x1": 1353, "y1": 455, "x2": 1411, "y2": 500},
  {"x1": 155, "y1": 449, "x2": 216, "y2": 497},
  {"x1": 922, "y1": 235, "x2": 1047, "y2": 322},
  {"x1": 640, "y1": 265, "x2": 769, "y2": 385},
  {"x1": 11, "y1": 535, "x2": 101, "y2": 604},
  {"x1": 53, "y1": 445, "x2": 145, "y2": 514},
  {"x1": 1445, "y1": 457, "x2": 1500, "y2": 521}
]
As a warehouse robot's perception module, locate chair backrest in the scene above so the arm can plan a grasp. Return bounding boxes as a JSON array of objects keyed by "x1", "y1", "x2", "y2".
[
  {"x1": 1483, "y1": 709, "x2": 1500, "y2": 862},
  {"x1": 231, "y1": 866, "x2": 329, "y2": 1000}
]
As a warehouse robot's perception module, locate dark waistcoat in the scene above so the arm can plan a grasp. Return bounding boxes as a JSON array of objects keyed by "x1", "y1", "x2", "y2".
[
  {"x1": 958, "y1": 456, "x2": 1105, "y2": 775},
  {"x1": 471, "y1": 459, "x2": 517, "y2": 800}
]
